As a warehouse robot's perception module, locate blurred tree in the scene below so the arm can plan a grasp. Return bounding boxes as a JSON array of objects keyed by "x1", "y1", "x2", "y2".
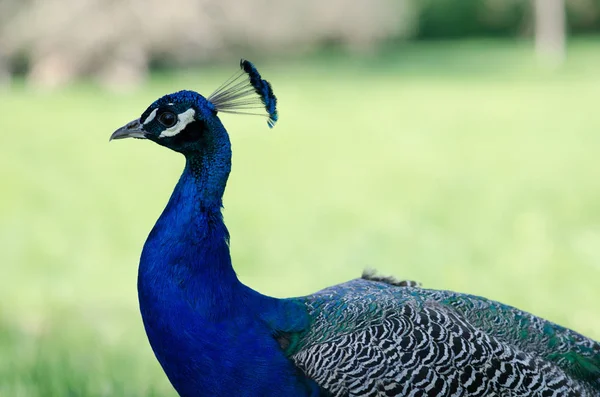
[
  {"x1": 0, "y1": 0, "x2": 408, "y2": 89},
  {"x1": 534, "y1": 0, "x2": 566, "y2": 67},
  {"x1": 1, "y1": 0, "x2": 600, "y2": 87},
  {"x1": 415, "y1": 0, "x2": 528, "y2": 38},
  {"x1": 0, "y1": 0, "x2": 24, "y2": 86},
  {"x1": 567, "y1": 0, "x2": 600, "y2": 33}
]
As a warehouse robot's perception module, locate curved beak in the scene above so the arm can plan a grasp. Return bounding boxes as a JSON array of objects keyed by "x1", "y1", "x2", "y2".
[{"x1": 110, "y1": 119, "x2": 146, "y2": 141}]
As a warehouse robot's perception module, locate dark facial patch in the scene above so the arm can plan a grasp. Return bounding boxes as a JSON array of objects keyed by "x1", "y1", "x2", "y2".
[{"x1": 136, "y1": 90, "x2": 221, "y2": 154}]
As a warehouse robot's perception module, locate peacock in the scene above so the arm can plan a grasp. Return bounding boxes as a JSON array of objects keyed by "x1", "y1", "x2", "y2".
[{"x1": 110, "y1": 60, "x2": 600, "y2": 397}]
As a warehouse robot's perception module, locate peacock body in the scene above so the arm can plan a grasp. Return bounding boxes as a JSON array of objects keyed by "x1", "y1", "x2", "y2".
[
  {"x1": 291, "y1": 278, "x2": 600, "y2": 396},
  {"x1": 111, "y1": 60, "x2": 600, "y2": 397}
]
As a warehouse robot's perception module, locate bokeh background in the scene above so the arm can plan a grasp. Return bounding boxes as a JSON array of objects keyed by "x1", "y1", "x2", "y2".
[{"x1": 2, "y1": 0, "x2": 600, "y2": 395}]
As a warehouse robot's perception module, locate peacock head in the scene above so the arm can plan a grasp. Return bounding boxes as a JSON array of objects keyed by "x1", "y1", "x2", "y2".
[{"x1": 110, "y1": 60, "x2": 278, "y2": 155}]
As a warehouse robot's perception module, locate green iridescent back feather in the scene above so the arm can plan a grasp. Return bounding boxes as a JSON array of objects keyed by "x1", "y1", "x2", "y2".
[
  {"x1": 284, "y1": 277, "x2": 600, "y2": 396},
  {"x1": 443, "y1": 293, "x2": 600, "y2": 388}
]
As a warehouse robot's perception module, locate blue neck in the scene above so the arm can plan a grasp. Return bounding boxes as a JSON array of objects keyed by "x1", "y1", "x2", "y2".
[
  {"x1": 137, "y1": 146, "x2": 318, "y2": 396},
  {"x1": 139, "y1": 144, "x2": 238, "y2": 311}
]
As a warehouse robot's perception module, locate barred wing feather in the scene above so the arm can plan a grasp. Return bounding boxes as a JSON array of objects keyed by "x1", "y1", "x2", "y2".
[{"x1": 286, "y1": 279, "x2": 599, "y2": 397}]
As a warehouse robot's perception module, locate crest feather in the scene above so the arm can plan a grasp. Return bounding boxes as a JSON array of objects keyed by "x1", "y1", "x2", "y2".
[{"x1": 208, "y1": 59, "x2": 278, "y2": 128}]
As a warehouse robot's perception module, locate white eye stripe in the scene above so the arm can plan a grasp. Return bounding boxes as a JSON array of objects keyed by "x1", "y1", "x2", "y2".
[
  {"x1": 159, "y1": 108, "x2": 196, "y2": 138},
  {"x1": 143, "y1": 108, "x2": 158, "y2": 125}
]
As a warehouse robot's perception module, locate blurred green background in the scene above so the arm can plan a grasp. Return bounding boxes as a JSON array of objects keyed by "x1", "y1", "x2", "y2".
[{"x1": 2, "y1": 1, "x2": 600, "y2": 396}]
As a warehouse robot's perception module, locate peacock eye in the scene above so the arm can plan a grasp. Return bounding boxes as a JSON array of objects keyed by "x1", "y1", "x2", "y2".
[{"x1": 158, "y1": 111, "x2": 177, "y2": 128}]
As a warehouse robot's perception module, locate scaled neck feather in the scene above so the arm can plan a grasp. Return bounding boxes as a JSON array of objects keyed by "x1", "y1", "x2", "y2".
[
  {"x1": 184, "y1": 127, "x2": 232, "y2": 211},
  {"x1": 139, "y1": 134, "x2": 241, "y2": 318}
]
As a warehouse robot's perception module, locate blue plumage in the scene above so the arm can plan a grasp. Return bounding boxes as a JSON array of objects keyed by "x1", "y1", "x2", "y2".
[
  {"x1": 207, "y1": 59, "x2": 278, "y2": 128},
  {"x1": 111, "y1": 60, "x2": 600, "y2": 397},
  {"x1": 240, "y1": 59, "x2": 278, "y2": 127}
]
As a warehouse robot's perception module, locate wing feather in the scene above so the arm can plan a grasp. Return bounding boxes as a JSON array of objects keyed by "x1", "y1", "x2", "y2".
[{"x1": 287, "y1": 279, "x2": 598, "y2": 397}]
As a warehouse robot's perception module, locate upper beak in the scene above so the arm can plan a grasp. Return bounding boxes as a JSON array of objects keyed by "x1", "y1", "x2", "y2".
[{"x1": 110, "y1": 119, "x2": 146, "y2": 141}]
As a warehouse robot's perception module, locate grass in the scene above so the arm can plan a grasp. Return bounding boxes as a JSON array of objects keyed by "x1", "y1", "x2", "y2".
[{"x1": 2, "y1": 39, "x2": 600, "y2": 395}]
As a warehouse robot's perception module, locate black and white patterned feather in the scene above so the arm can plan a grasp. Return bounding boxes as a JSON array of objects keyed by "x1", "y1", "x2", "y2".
[{"x1": 283, "y1": 278, "x2": 600, "y2": 396}]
